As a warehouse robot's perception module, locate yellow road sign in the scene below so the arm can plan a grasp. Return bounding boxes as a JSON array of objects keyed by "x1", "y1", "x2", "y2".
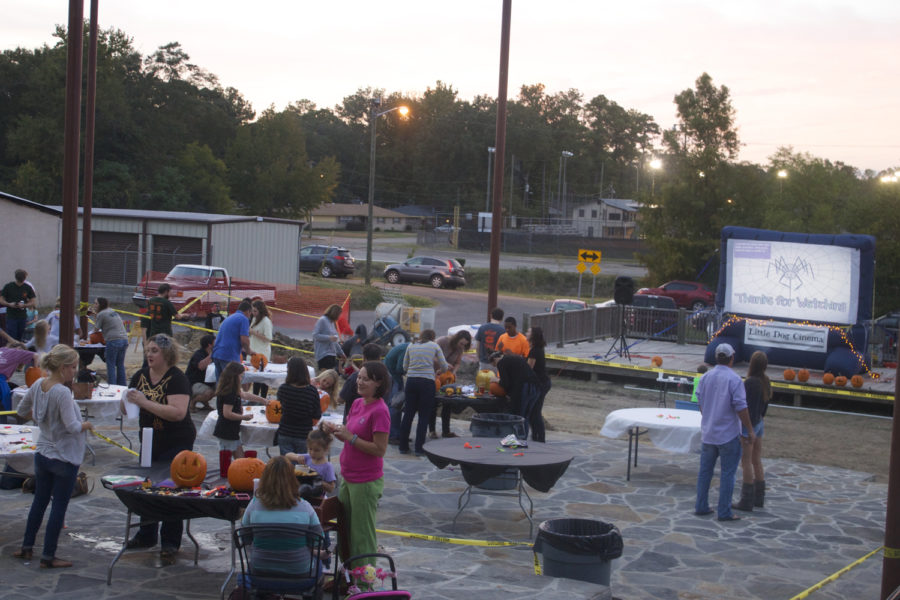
[
  {"x1": 575, "y1": 262, "x2": 586, "y2": 273},
  {"x1": 578, "y1": 249, "x2": 602, "y2": 263},
  {"x1": 590, "y1": 263, "x2": 601, "y2": 275}
]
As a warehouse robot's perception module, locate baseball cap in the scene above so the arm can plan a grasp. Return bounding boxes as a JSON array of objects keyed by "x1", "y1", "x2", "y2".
[{"x1": 715, "y1": 343, "x2": 735, "y2": 358}]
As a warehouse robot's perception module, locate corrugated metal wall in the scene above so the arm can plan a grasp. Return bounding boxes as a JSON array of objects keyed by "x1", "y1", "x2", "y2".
[
  {"x1": 210, "y1": 220, "x2": 300, "y2": 285},
  {"x1": 0, "y1": 199, "x2": 61, "y2": 305}
]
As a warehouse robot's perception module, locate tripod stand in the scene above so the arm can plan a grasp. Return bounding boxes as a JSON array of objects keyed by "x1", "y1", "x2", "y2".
[{"x1": 605, "y1": 303, "x2": 631, "y2": 361}]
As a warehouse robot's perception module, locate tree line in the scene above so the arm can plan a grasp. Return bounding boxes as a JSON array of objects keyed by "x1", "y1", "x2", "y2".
[{"x1": 1, "y1": 25, "x2": 898, "y2": 314}]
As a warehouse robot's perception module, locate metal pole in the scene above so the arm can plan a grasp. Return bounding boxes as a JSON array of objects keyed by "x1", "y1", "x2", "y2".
[
  {"x1": 882, "y1": 361, "x2": 900, "y2": 598},
  {"x1": 561, "y1": 154, "x2": 569, "y2": 224},
  {"x1": 487, "y1": 0, "x2": 511, "y2": 320},
  {"x1": 556, "y1": 155, "x2": 563, "y2": 219},
  {"x1": 485, "y1": 147, "x2": 494, "y2": 213},
  {"x1": 60, "y1": 0, "x2": 84, "y2": 346},
  {"x1": 80, "y1": 0, "x2": 99, "y2": 335},
  {"x1": 365, "y1": 100, "x2": 377, "y2": 286}
]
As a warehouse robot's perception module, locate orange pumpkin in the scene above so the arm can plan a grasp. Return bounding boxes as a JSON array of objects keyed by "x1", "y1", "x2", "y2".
[
  {"x1": 797, "y1": 369, "x2": 810, "y2": 383},
  {"x1": 475, "y1": 369, "x2": 493, "y2": 393},
  {"x1": 489, "y1": 381, "x2": 507, "y2": 397},
  {"x1": 170, "y1": 450, "x2": 208, "y2": 488},
  {"x1": 783, "y1": 369, "x2": 795, "y2": 381},
  {"x1": 850, "y1": 375, "x2": 864, "y2": 388},
  {"x1": 89, "y1": 331, "x2": 105, "y2": 344},
  {"x1": 228, "y1": 457, "x2": 266, "y2": 492},
  {"x1": 265, "y1": 400, "x2": 283, "y2": 423},
  {"x1": 25, "y1": 366, "x2": 43, "y2": 387},
  {"x1": 651, "y1": 356, "x2": 663, "y2": 367},
  {"x1": 318, "y1": 389, "x2": 331, "y2": 413},
  {"x1": 435, "y1": 371, "x2": 456, "y2": 391},
  {"x1": 250, "y1": 353, "x2": 268, "y2": 370},
  {"x1": 822, "y1": 372, "x2": 835, "y2": 385},
  {"x1": 834, "y1": 375, "x2": 847, "y2": 387}
]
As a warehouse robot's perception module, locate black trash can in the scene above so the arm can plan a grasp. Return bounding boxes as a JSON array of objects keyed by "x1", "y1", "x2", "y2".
[
  {"x1": 534, "y1": 518, "x2": 624, "y2": 586},
  {"x1": 468, "y1": 413, "x2": 526, "y2": 490}
]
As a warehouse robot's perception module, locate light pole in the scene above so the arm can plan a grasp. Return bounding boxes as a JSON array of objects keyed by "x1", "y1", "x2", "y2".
[
  {"x1": 365, "y1": 98, "x2": 409, "y2": 285},
  {"x1": 559, "y1": 150, "x2": 573, "y2": 222},
  {"x1": 485, "y1": 147, "x2": 495, "y2": 212},
  {"x1": 649, "y1": 158, "x2": 662, "y2": 196},
  {"x1": 777, "y1": 169, "x2": 788, "y2": 201}
]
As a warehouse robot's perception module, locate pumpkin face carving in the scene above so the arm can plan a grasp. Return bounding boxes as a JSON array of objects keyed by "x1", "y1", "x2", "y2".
[
  {"x1": 266, "y1": 400, "x2": 282, "y2": 423},
  {"x1": 834, "y1": 375, "x2": 848, "y2": 387},
  {"x1": 797, "y1": 369, "x2": 810, "y2": 383},
  {"x1": 435, "y1": 371, "x2": 456, "y2": 391},
  {"x1": 850, "y1": 375, "x2": 864, "y2": 388},
  {"x1": 170, "y1": 450, "x2": 208, "y2": 488},
  {"x1": 228, "y1": 457, "x2": 266, "y2": 492}
]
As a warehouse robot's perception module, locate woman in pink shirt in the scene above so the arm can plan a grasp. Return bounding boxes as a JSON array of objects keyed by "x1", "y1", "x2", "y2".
[{"x1": 322, "y1": 361, "x2": 390, "y2": 565}]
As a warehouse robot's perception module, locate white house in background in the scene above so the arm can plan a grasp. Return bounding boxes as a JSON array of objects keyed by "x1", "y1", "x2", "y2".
[
  {"x1": 570, "y1": 198, "x2": 640, "y2": 239},
  {"x1": 309, "y1": 203, "x2": 413, "y2": 231},
  {"x1": 0, "y1": 191, "x2": 62, "y2": 305}
]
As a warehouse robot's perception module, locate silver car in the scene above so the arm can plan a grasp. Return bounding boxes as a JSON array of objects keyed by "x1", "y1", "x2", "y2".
[{"x1": 383, "y1": 256, "x2": 466, "y2": 289}]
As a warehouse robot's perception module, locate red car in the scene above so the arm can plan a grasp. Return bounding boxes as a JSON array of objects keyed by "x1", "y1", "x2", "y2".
[{"x1": 637, "y1": 280, "x2": 715, "y2": 311}]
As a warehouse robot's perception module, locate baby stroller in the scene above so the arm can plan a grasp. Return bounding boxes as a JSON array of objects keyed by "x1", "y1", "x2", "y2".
[{"x1": 333, "y1": 553, "x2": 411, "y2": 599}]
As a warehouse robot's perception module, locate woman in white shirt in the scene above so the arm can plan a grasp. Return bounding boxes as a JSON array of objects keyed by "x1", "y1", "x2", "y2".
[
  {"x1": 248, "y1": 300, "x2": 273, "y2": 397},
  {"x1": 13, "y1": 344, "x2": 94, "y2": 568}
]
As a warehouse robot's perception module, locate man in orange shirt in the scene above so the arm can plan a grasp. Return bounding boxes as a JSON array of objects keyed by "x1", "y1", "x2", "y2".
[{"x1": 496, "y1": 316, "x2": 530, "y2": 358}]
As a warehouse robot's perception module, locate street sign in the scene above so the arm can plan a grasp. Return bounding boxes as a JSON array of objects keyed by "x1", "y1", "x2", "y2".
[
  {"x1": 575, "y1": 262, "x2": 587, "y2": 273},
  {"x1": 578, "y1": 249, "x2": 602, "y2": 263},
  {"x1": 590, "y1": 263, "x2": 601, "y2": 275}
]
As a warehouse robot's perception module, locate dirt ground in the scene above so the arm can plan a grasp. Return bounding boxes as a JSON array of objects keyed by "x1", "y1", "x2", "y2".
[{"x1": 540, "y1": 377, "x2": 895, "y2": 483}]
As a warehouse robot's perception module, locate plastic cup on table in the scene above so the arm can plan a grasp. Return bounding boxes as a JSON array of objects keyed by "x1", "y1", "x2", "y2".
[{"x1": 124, "y1": 389, "x2": 140, "y2": 419}]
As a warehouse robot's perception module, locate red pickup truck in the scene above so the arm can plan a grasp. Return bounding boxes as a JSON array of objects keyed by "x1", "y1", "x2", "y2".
[{"x1": 132, "y1": 264, "x2": 277, "y2": 315}]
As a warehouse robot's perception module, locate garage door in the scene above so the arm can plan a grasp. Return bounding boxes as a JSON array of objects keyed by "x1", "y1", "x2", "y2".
[
  {"x1": 91, "y1": 231, "x2": 140, "y2": 285},
  {"x1": 151, "y1": 235, "x2": 203, "y2": 274}
]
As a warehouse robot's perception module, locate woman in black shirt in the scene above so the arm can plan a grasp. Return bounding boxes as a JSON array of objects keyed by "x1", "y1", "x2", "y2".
[
  {"x1": 276, "y1": 356, "x2": 321, "y2": 455},
  {"x1": 122, "y1": 334, "x2": 194, "y2": 565},
  {"x1": 526, "y1": 327, "x2": 549, "y2": 443},
  {"x1": 489, "y1": 351, "x2": 540, "y2": 440}
]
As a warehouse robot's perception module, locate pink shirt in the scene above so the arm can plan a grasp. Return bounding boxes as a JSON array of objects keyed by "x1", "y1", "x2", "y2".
[
  {"x1": 339, "y1": 397, "x2": 390, "y2": 484},
  {"x1": 0, "y1": 348, "x2": 35, "y2": 378}
]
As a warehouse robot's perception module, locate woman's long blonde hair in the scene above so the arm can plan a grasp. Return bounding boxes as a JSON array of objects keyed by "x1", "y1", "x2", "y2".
[{"x1": 32, "y1": 319, "x2": 49, "y2": 352}]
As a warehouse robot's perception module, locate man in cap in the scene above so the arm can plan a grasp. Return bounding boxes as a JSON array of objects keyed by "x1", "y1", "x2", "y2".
[{"x1": 694, "y1": 342, "x2": 756, "y2": 521}]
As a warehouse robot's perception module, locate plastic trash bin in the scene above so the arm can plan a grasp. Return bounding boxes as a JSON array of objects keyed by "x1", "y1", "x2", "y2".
[
  {"x1": 468, "y1": 413, "x2": 526, "y2": 490},
  {"x1": 534, "y1": 518, "x2": 624, "y2": 586}
]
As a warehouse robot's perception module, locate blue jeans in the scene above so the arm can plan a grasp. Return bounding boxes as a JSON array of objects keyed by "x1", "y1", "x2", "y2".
[
  {"x1": 105, "y1": 338, "x2": 129, "y2": 386},
  {"x1": 388, "y1": 378, "x2": 403, "y2": 440},
  {"x1": 5, "y1": 316, "x2": 26, "y2": 341},
  {"x1": 515, "y1": 382, "x2": 540, "y2": 439},
  {"x1": 23, "y1": 453, "x2": 80, "y2": 560},
  {"x1": 278, "y1": 434, "x2": 307, "y2": 455},
  {"x1": 529, "y1": 379, "x2": 551, "y2": 443},
  {"x1": 213, "y1": 358, "x2": 232, "y2": 381},
  {"x1": 399, "y1": 377, "x2": 436, "y2": 454},
  {"x1": 695, "y1": 436, "x2": 743, "y2": 519}
]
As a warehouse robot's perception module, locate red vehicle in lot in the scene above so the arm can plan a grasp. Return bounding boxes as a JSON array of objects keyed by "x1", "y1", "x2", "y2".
[
  {"x1": 133, "y1": 264, "x2": 277, "y2": 315},
  {"x1": 637, "y1": 280, "x2": 715, "y2": 311}
]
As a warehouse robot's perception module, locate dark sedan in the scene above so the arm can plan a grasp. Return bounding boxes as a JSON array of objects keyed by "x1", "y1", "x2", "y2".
[{"x1": 383, "y1": 256, "x2": 466, "y2": 289}]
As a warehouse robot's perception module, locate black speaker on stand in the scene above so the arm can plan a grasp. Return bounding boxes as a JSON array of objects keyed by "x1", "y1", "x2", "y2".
[{"x1": 605, "y1": 276, "x2": 634, "y2": 360}]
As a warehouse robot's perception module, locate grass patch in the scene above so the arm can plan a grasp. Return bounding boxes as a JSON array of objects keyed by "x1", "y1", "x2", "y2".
[{"x1": 296, "y1": 271, "x2": 434, "y2": 311}]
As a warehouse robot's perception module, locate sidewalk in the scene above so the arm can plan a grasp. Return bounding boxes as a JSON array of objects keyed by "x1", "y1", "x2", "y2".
[{"x1": 1, "y1": 405, "x2": 886, "y2": 599}]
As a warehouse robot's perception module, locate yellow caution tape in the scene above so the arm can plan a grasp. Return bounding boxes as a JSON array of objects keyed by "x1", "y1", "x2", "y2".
[
  {"x1": 0, "y1": 410, "x2": 17, "y2": 416},
  {"x1": 787, "y1": 545, "x2": 883, "y2": 600},
  {"x1": 884, "y1": 545, "x2": 900, "y2": 559},
  {"x1": 177, "y1": 295, "x2": 203, "y2": 315},
  {"x1": 533, "y1": 551, "x2": 542, "y2": 575},
  {"x1": 375, "y1": 528, "x2": 532, "y2": 547},
  {"x1": 90, "y1": 429, "x2": 140, "y2": 457}
]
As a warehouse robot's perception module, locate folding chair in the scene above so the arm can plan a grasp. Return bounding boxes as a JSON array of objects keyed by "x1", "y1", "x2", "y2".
[{"x1": 232, "y1": 524, "x2": 326, "y2": 600}]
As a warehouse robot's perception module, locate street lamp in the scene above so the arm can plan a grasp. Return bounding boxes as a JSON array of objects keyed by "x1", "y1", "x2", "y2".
[
  {"x1": 485, "y1": 147, "x2": 495, "y2": 212},
  {"x1": 777, "y1": 169, "x2": 788, "y2": 200},
  {"x1": 559, "y1": 150, "x2": 573, "y2": 222},
  {"x1": 365, "y1": 98, "x2": 409, "y2": 285},
  {"x1": 649, "y1": 158, "x2": 662, "y2": 196}
]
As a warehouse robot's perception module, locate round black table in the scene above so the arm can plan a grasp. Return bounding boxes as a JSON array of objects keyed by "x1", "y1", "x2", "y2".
[
  {"x1": 437, "y1": 393, "x2": 509, "y2": 415},
  {"x1": 423, "y1": 437, "x2": 574, "y2": 535}
]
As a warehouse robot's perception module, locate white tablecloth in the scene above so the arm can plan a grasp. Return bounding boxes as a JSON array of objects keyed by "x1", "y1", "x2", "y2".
[
  {"x1": 205, "y1": 362, "x2": 297, "y2": 388},
  {"x1": 600, "y1": 408, "x2": 703, "y2": 454},
  {"x1": 12, "y1": 384, "x2": 130, "y2": 420},
  {"x1": 0, "y1": 424, "x2": 36, "y2": 460},
  {"x1": 198, "y1": 404, "x2": 343, "y2": 448}
]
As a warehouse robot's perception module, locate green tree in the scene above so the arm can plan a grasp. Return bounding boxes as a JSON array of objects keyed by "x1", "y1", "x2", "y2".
[{"x1": 176, "y1": 142, "x2": 233, "y2": 213}]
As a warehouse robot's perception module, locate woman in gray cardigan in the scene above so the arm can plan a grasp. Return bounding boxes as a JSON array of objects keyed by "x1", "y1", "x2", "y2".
[
  {"x1": 13, "y1": 344, "x2": 94, "y2": 568},
  {"x1": 92, "y1": 297, "x2": 129, "y2": 386},
  {"x1": 313, "y1": 304, "x2": 345, "y2": 370}
]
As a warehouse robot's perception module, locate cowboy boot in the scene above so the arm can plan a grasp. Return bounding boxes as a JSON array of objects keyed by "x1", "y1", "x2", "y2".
[
  {"x1": 732, "y1": 482, "x2": 755, "y2": 512},
  {"x1": 754, "y1": 480, "x2": 766, "y2": 508},
  {"x1": 219, "y1": 450, "x2": 232, "y2": 479}
]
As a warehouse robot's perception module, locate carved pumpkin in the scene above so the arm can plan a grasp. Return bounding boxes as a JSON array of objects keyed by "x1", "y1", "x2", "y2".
[
  {"x1": 475, "y1": 369, "x2": 493, "y2": 393},
  {"x1": 250, "y1": 353, "x2": 268, "y2": 371},
  {"x1": 228, "y1": 457, "x2": 266, "y2": 492},
  {"x1": 850, "y1": 375, "x2": 864, "y2": 388},
  {"x1": 25, "y1": 366, "x2": 43, "y2": 387},
  {"x1": 265, "y1": 400, "x2": 282, "y2": 423},
  {"x1": 783, "y1": 369, "x2": 796, "y2": 381},
  {"x1": 798, "y1": 369, "x2": 810, "y2": 383},
  {"x1": 489, "y1": 381, "x2": 507, "y2": 397},
  {"x1": 822, "y1": 372, "x2": 835, "y2": 385},
  {"x1": 834, "y1": 375, "x2": 848, "y2": 387},
  {"x1": 89, "y1": 331, "x2": 105, "y2": 344},
  {"x1": 651, "y1": 356, "x2": 663, "y2": 367},
  {"x1": 435, "y1": 371, "x2": 456, "y2": 391},
  {"x1": 170, "y1": 450, "x2": 208, "y2": 488}
]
